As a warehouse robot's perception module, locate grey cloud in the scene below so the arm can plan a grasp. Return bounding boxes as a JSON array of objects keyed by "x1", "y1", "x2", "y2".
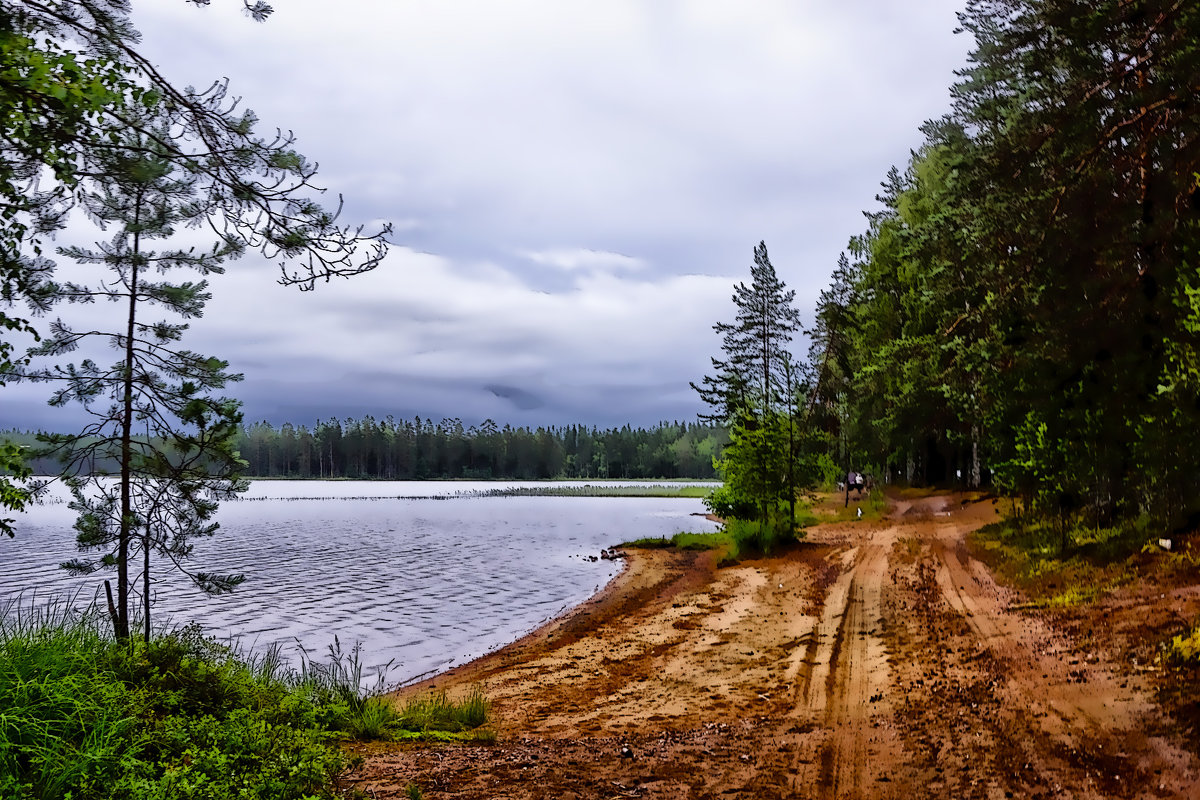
[
  {"x1": 485, "y1": 384, "x2": 545, "y2": 412},
  {"x1": 4, "y1": 2, "x2": 974, "y2": 431}
]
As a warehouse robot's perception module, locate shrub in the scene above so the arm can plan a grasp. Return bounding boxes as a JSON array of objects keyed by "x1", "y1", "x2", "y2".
[{"x1": 703, "y1": 485, "x2": 756, "y2": 520}]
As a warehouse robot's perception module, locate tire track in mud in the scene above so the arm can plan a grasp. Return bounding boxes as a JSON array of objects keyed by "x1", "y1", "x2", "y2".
[
  {"x1": 787, "y1": 529, "x2": 901, "y2": 799},
  {"x1": 354, "y1": 496, "x2": 1200, "y2": 799}
]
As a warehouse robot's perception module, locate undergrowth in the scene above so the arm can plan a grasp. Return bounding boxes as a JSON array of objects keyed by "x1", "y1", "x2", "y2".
[
  {"x1": 1163, "y1": 624, "x2": 1200, "y2": 666},
  {"x1": 968, "y1": 517, "x2": 1158, "y2": 608},
  {"x1": 0, "y1": 600, "x2": 492, "y2": 799},
  {"x1": 819, "y1": 487, "x2": 887, "y2": 522}
]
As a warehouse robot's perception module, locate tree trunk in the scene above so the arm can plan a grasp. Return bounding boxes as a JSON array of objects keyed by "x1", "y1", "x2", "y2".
[
  {"x1": 970, "y1": 426, "x2": 981, "y2": 489},
  {"x1": 143, "y1": 523, "x2": 151, "y2": 643},
  {"x1": 115, "y1": 194, "x2": 143, "y2": 641}
]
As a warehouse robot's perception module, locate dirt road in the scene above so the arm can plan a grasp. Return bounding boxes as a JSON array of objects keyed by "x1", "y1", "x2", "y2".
[{"x1": 347, "y1": 494, "x2": 1199, "y2": 799}]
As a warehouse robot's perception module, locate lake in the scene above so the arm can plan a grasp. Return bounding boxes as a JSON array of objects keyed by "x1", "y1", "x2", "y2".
[{"x1": 0, "y1": 480, "x2": 719, "y2": 685}]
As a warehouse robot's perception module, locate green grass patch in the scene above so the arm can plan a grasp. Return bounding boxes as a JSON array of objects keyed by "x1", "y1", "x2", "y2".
[
  {"x1": 0, "y1": 600, "x2": 492, "y2": 799},
  {"x1": 968, "y1": 518, "x2": 1145, "y2": 607},
  {"x1": 395, "y1": 686, "x2": 490, "y2": 733},
  {"x1": 622, "y1": 530, "x2": 741, "y2": 564},
  {"x1": 622, "y1": 506, "x2": 817, "y2": 565},
  {"x1": 822, "y1": 488, "x2": 887, "y2": 522}
]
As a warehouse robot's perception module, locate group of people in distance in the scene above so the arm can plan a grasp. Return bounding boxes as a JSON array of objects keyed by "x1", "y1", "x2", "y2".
[{"x1": 843, "y1": 471, "x2": 867, "y2": 497}]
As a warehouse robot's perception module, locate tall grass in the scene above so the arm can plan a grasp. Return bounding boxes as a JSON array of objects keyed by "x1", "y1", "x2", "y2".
[{"x1": 0, "y1": 598, "x2": 493, "y2": 798}]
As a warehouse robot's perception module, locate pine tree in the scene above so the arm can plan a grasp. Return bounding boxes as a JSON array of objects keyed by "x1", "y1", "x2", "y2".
[
  {"x1": 1, "y1": 1, "x2": 389, "y2": 532},
  {"x1": 22, "y1": 115, "x2": 246, "y2": 641},
  {"x1": 693, "y1": 241, "x2": 804, "y2": 536}
]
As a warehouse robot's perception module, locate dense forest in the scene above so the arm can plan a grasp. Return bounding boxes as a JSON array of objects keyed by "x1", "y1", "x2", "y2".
[
  {"x1": 799, "y1": 0, "x2": 1200, "y2": 530},
  {"x1": 693, "y1": 1, "x2": 1200, "y2": 541},
  {"x1": 4, "y1": 419, "x2": 726, "y2": 481}
]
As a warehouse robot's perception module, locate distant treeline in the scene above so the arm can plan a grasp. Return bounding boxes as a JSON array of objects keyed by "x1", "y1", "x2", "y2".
[
  {"x1": 3, "y1": 420, "x2": 727, "y2": 481},
  {"x1": 233, "y1": 418, "x2": 726, "y2": 480}
]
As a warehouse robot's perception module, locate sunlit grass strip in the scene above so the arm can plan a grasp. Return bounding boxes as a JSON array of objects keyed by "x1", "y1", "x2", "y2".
[
  {"x1": 968, "y1": 518, "x2": 1147, "y2": 608},
  {"x1": 622, "y1": 529, "x2": 741, "y2": 564}
]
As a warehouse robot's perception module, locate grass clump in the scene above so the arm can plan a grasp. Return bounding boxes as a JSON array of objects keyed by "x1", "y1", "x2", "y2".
[
  {"x1": 396, "y1": 686, "x2": 491, "y2": 734},
  {"x1": 623, "y1": 497, "x2": 823, "y2": 565},
  {"x1": 622, "y1": 530, "x2": 741, "y2": 564}
]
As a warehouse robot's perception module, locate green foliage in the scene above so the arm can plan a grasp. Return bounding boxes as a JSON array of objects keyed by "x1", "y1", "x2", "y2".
[
  {"x1": 623, "y1": 508, "x2": 818, "y2": 564},
  {"x1": 395, "y1": 687, "x2": 491, "y2": 735},
  {"x1": 692, "y1": 243, "x2": 822, "y2": 538},
  {"x1": 14, "y1": 111, "x2": 249, "y2": 641},
  {"x1": 471, "y1": 483, "x2": 714, "y2": 499},
  {"x1": 1, "y1": 0, "x2": 388, "y2": 540},
  {"x1": 0, "y1": 440, "x2": 31, "y2": 538},
  {"x1": 804, "y1": 0, "x2": 1200, "y2": 529},
  {"x1": 622, "y1": 530, "x2": 742, "y2": 564},
  {"x1": 703, "y1": 484, "x2": 756, "y2": 520},
  {"x1": 722, "y1": 518, "x2": 785, "y2": 557},
  {"x1": 968, "y1": 518, "x2": 1147, "y2": 608},
  {"x1": 0, "y1": 601, "x2": 495, "y2": 798},
  {"x1": 225, "y1": 418, "x2": 726, "y2": 481},
  {"x1": 0, "y1": 607, "x2": 347, "y2": 800},
  {"x1": 814, "y1": 453, "x2": 843, "y2": 490}
]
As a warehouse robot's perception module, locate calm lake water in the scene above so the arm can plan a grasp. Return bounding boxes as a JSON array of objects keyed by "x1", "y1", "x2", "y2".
[{"x1": 0, "y1": 480, "x2": 719, "y2": 685}]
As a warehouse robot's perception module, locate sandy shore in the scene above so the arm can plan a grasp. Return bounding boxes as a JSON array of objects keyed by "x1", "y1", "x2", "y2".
[{"x1": 346, "y1": 493, "x2": 1200, "y2": 799}]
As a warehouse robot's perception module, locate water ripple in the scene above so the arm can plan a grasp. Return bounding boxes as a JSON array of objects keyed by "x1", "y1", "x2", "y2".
[{"x1": 0, "y1": 481, "x2": 718, "y2": 685}]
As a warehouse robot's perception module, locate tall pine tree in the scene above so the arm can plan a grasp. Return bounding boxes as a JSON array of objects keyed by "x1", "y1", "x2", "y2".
[{"x1": 22, "y1": 115, "x2": 246, "y2": 641}]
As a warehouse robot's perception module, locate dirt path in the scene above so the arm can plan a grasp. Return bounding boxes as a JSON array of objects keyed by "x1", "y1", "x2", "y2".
[{"x1": 347, "y1": 495, "x2": 1199, "y2": 799}]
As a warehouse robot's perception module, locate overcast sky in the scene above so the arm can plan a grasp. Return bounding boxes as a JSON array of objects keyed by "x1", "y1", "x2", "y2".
[{"x1": 5, "y1": 1, "x2": 975, "y2": 431}]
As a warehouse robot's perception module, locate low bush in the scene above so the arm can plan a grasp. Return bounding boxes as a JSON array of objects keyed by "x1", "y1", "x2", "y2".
[{"x1": 0, "y1": 610, "x2": 342, "y2": 799}]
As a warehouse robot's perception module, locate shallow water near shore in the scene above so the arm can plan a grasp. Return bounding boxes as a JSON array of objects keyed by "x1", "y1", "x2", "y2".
[{"x1": 0, "y1": 480, "x2": 719, "y2": 684}]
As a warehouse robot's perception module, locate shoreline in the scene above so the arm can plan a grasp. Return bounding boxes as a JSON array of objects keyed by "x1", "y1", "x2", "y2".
[
  {"x1": 391, "y1": 552, "x2": 637, "y2": 691},
  {"x1": 391, "y1": 546, "x2": 715, "y2": 697}
]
